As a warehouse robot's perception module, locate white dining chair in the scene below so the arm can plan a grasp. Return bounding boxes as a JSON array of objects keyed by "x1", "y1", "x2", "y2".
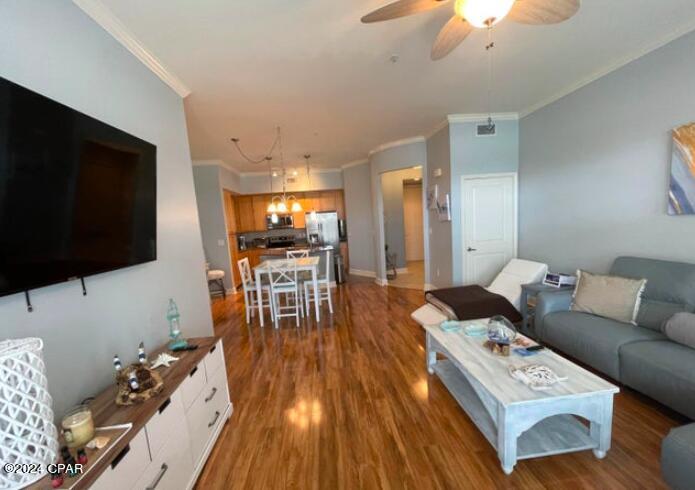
[
  {"x1": 269, "y1": 259, "x2": 302, "y2": 328},
  {"x1": 287, "y1": 249, "x2": 310, "y2": 317},
  {"x1": 304, "y1": 249, "x2": 334, "y2": 315},
  {"x1": 238, "y1": 257, "x2": 273, "y2": 324}
]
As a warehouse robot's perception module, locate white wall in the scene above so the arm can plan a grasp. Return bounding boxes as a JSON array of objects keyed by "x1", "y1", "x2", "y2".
[
  {"x1": 519, "y1": 30, "x2": 695, "y2": 274},
  {"x1": 343, "y1": 162, "x2": 376, "y2": 274},
  {"x1": 0, "y1": 0, "x2": 213, "y2": 418},
  {"x1": 380, "y1": 168, "x2": 422, "y2": 269}
]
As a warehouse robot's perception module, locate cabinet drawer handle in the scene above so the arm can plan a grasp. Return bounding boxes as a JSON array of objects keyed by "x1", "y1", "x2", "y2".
[
  {"x1": 158, "y1": 397, "x2": 171, "y2": 414},
  {"x1": 189, "y1": 366, "x2": 198, "y2": 377},
  {"x1": 110, "y1": 444, "x2": 130, "y2": 469},
  {"x1": 210, "y1": 344, "x2": 217, "y2": 354},
  {"x1": 208, "y1": 410, "x2": 221, "y2": 428},
  {"x1": 204, "y1": 387, "x2": 218, "y2": 403},
  {"x1": 146, "y1": 463, "x2": 168, "y2": 490}
]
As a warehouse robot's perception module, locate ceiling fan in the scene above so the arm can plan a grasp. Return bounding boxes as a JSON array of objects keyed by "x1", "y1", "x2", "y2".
[{"x1": 362, "y1": 0, "x2": 580, "y2": 60}]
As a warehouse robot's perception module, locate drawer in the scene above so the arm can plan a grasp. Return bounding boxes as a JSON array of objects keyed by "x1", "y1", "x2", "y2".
[
  {"x1": 91, "y1": 428, "x2": 149, "y2": 490},
  {"x1": 180, "y1": 360, "x2": 206, "y2": 411},
  {"x1": 187, "y1": 366, "x2": 230, "y2": 465},
  {"x1": 134, "y1": 419, "x2": 193, "y2": 490},
  {"x1": 204, "y1": 340, "x2": 224, "y2": 380},
  {"x1": 145, "y1": 389, "x2": 185, "y2": 460}
]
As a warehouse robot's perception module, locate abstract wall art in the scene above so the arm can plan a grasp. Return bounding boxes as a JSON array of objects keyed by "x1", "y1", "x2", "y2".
[{"x1": 669, "y1": 122, "x2": 695, "y2": 215}]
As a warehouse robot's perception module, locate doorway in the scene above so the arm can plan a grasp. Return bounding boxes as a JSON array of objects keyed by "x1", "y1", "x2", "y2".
[
  {"x1": 380, "y1": 167, "x2": 425, "y2": 290},
  {"x1": 462, "y1": 173, "x2": 517, "y2": 285}
]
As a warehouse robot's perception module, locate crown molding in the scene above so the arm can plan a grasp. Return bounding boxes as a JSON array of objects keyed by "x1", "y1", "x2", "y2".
[
  {"x1": 341, "y1": 159, "x2": 369, "y2": 170},
  {"x1": 425, "y1": 119, "x2": 449, "y2": 139},
  {"x1": 368, "y1": 136, "x2": 426, "y2": 157},
  {"x1": 447, "y1": 113, "x2": 519, "y2": 124},
  {"x1": 72, "y1": 0, "x2": 191, "y2": 98},
  {"x1": 520, "y1": 18, "x2": 695, "y2": 118}
]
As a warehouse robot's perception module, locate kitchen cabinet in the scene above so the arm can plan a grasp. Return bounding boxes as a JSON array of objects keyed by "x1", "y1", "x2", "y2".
[
  {"x1": 319, "y1": 191, "x2": 336, "y2": 212},
  {"x1": 252, "y1": 195, "x2": 268, "y2": 231},
  {"x1": 236, "y1": 196, "x2": 255, "y2": 232},
  {"x1": 292, "y1": 192, "x2": 306, "y2": 229},
  {"x1": 224, "y1": 191, "x2": 238, "y2": 234}
]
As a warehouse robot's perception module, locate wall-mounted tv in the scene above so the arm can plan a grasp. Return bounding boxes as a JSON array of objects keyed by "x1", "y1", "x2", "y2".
[{"x1": 0, "y1": 76, "x2": 157, "y2": 298}]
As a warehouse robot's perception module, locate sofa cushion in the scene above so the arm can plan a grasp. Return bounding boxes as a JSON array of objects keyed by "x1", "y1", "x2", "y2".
[
  {"x1": 610, "y1": 256, "x2": 695, "y2": 310},
  {"x1": 662, "y1": 423, "x2": 695, "y2": 490},
  {"x1": 541, "y1": 311, "x2": 665, "y2": 380},
  {"x1": 621, "y1": 340, "x2": 695, "y2": 420},
  {"x1": 663, "y1": 312, "x2": 695, "y2": 349},
  {"x1": 637, "y1": 298, "x2": 688, "y2": 332}
]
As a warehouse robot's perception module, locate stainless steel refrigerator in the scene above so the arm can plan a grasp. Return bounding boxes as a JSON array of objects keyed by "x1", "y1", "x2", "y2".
[{"x1": 305, "y1": 211, "x2": 340, "y2": 249}]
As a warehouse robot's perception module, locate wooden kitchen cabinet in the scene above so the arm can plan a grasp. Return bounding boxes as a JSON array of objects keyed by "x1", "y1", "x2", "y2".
[
  {"x1": 340, "y1": 242, "x2": 349, "y2": 272},
  {"x1": 319, "y1": 191, "x2": 336, "y2": 212},
  {"x1": 236, "y1": 196, "x2": 255, "y2": 232},
  {"x1": 252, "y1": 195, "x2": 268, "y2": 231},
  {"x1": 292, "y1": 192, "x2": 306, "y2": 229},
  {"x1": 335, "y1": 191, "x2": 345, "y2": 219}
]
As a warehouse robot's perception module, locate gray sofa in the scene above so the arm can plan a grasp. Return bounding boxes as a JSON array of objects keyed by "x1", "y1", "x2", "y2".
[{"x1": 535, "y1": 257, "x2": 695, "y2": 489}]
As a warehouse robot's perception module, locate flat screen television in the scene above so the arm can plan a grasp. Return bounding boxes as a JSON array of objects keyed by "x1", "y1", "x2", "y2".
[{"x1": 0, "y1": 76, "x2": 157, "y2": 298}]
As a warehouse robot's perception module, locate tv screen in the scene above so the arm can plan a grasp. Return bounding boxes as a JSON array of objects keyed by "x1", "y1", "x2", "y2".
[{"x1": 0, "y1": 77, "x2": 157, "y2": 298}]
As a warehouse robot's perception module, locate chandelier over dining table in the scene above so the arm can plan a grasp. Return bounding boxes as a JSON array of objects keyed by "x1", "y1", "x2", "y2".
[{"x1": 230, "y1": 127, "x2": 305, "y2": 222}]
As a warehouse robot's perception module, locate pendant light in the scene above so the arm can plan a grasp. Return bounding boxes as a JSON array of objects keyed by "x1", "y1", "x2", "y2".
[{"x1": 305, "y1": 154, "x2": 318, "y2": 221}]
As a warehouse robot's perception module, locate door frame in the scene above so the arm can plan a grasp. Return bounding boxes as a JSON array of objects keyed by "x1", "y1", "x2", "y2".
[{"x1": 461, "y1": 172, "x2": 518, "y2": 284}]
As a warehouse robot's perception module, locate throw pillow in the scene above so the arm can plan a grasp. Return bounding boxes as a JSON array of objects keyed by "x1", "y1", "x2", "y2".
[
  {"x1": 663, "y1": 312, "x2": 695, "y2": 349},
  {"x1": 571, "y1": 270, "x2": 647, "y2": 325}
]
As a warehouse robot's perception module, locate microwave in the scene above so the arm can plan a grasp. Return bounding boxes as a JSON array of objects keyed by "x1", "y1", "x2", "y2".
[{"x1": 266, "y1": 214, "x2": 294, "y2": 229}]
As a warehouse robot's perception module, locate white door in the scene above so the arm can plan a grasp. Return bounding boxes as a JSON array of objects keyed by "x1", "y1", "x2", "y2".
[
  {"x1": 403, "y1": 183, "x2": 424, "y2": 261},
  {"x1": 462, "y1": 174, "x2": 517, "y2": 285}
]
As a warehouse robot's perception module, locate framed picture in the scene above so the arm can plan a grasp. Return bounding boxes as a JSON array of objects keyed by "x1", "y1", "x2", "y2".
[
  {"x1": 669, "y1": 122, "x2": 695, "y2": 215},
  {"x1": 437, "y1": 193, "x2": 451, "y2": 222},
  {"x1": 427, "y1": 184, "x2": 438, "y2": 210}
]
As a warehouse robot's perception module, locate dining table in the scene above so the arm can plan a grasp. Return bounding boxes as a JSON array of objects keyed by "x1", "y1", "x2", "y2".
[{"x1": 253, "y1": 256, "x2": 321, "y2": 327}]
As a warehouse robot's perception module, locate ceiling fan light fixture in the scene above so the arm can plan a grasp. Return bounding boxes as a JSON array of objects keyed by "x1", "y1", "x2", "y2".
[{"x1": 455, "y1": 0, "x2": 516, "y2": 28}]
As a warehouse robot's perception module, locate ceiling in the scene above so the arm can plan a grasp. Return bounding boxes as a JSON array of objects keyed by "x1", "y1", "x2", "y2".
[{"x1": 94, "y1": 0, "x2": 695, "y2": 172}]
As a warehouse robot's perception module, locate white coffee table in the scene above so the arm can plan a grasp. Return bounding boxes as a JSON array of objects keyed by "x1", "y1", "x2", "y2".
[{"x1": 425, "y1": 322, "x2": 619, "y2": 474}]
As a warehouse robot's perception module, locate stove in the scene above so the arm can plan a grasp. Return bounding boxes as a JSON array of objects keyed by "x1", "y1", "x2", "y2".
[{"x1": 267, "y1": 235, "x2": 296, "y2": 248}]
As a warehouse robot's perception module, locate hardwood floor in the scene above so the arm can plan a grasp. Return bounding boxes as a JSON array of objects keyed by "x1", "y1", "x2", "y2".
[{"x1": 196, "y1": 277, "x2": 683, "y2": 489}]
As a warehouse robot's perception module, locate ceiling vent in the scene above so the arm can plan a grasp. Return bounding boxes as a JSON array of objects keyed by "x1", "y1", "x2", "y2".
[{"x1": 476, "y1": 123, "x2": 496, "y2": 137}]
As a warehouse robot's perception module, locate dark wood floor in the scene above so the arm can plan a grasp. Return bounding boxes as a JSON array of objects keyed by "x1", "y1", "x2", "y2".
[{"x1": 196, "y1": 277, "x2": 682, "y2": 489}]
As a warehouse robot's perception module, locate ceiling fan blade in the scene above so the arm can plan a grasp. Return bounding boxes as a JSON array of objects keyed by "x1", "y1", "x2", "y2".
[
  {"x1": 361, "y1": 0, "x2": 450, "y2": 23},
  {"x1": 431, "y1": 15, "x2": 473, "y2": 60},
  {"x1": 508, "y1": 0, "x2": 580, "y2": 25}
]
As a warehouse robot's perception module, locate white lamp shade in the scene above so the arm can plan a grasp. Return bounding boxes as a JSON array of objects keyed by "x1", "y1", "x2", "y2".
[
  {"x1": 455, "y1": 0, "x2": 515, "y2": 28},
  {"x1": 277, "y1": 201, "x2": 288, "y2": 213},
  {"x1": 290, "y1": 201, "x2": 302, "y2": 213},
  {"x1": 0, "y1": 338, "x2": 58, "y2": 488}
]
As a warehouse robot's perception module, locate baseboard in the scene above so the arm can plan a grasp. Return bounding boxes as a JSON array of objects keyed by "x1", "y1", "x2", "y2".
[
  {"x1": 349, "y1": 268, "x2": 376, "y2": 278},
  {"x1": 226, "y1": 288, "x2": 235, "y2": 295},
  {"x1": 375, "y1": 277, "x2": 388, "y2": 287},
  {"x1": 424, "y1": 283, "x2": 437, "y2": 291},
  {"x1": 395, "y1": 267, "x2": 409, "y2": 274}
]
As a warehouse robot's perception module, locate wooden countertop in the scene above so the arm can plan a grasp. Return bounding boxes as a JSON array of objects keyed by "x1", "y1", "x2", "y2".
[{"x1": 59, "y1": 337, "x2": 219, "y2": 489}]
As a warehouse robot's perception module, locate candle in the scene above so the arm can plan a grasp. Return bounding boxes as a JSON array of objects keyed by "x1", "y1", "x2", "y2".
[{"x1": 61, "y1": 405, "x2": 95, "y2": 448}]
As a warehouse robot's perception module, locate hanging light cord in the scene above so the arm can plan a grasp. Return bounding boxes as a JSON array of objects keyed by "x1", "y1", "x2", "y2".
[
  {"x1": 230, "y1": 127, "x2": 280, "y2": 165},
  {"x1": 277, "y1": 126, "x2": 287, "y2": 197},
  {"x1": 485, "y1": 25, "x2": 495, "y2": 129}
]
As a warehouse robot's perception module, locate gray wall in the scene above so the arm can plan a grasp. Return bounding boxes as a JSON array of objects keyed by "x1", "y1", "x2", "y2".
[
  {"x1": 426, "y1": 127, "x2": 452, "y2": 288},
  {"x1": 450, "y1": 120, "x2": 519, "y2": 284},
  {"x1": 0, "y1": 1, "x2": 213, "y2": 418},
  {"x1": 192, "y1": 166, "x2": 233, "y2": 290},
  {"x1": 380, "y1": 168, "x2": 422, "y2": 269},
  {"x1": 239, "y1": 170, "x2": 343, "y2": 194},
  {"x1": 369, "y1": 140, "x2": 428, "y2": 282},
  {"x1": 343, "y1": 162, "x2": 376, "y2": 274},
  {"x1": 519, "y1": 30, "x2": 695, "y2": 274}
]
